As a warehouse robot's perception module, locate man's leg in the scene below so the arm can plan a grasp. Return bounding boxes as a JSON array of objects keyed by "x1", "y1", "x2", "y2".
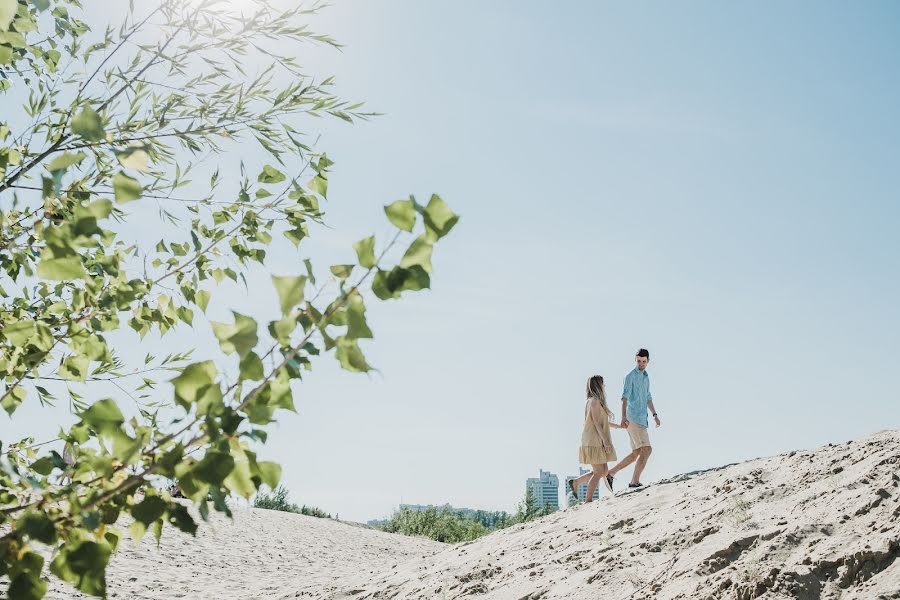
[
  {"x1": 632, "y1": 446, "x2": 653, "y2": 484},
  {"x1": 608, "y1": 451, "x2": 639, "y2": 478}
]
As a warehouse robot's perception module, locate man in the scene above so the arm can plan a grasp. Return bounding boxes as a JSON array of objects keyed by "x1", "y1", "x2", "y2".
[{"x1": 606, "y1": 348, "x2": 660, "y2": 491}]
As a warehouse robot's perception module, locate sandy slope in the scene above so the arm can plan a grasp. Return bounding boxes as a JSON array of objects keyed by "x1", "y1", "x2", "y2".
[
  {"x1": 44, "y1": 430, "x2": 899, "y2": 599},
  {"x1": 43, "y1": 508, "x2": 442, "y2": 600},
  {"x1": 326, "y1": 430, "x2": 900, "y2": 600}
]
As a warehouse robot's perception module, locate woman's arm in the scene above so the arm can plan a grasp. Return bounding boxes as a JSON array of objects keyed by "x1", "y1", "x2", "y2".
[{"x1": 589, "y1": 400, "x2": 612, "y2": 451}]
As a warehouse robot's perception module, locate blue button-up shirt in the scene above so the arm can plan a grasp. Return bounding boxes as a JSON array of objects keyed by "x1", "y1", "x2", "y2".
[{"x1": 622, "y1": 368, "x2": 652, "y2": 428}]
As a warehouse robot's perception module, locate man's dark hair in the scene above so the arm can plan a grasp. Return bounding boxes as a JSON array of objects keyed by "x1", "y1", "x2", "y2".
[{"x1": 636, "y1": 348, "x2": 650, "y2": 358}]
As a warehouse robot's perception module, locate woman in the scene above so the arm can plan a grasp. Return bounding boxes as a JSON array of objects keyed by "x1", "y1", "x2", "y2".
[{"x1": 569, "y1": 375, "x2": 621, "y2": 502}]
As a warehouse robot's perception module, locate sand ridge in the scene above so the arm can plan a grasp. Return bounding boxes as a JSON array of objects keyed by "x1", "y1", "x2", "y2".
[
  {"x1": 326, "y1": 430, "x2": 900, "y2": 599},
  {"x1": 43, "y1": 507, "x2": 442, "y2": 600},
  {"x1": 42, "y1": 430, "x2": 900, "y2": 599}
]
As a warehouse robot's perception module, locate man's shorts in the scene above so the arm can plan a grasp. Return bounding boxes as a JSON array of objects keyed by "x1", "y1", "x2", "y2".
[{"x1": 627, "y1": 422, "x2": 651, "y2": 450}]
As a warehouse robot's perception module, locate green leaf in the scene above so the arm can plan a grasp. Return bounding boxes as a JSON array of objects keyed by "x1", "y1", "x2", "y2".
[
  {"x1": 37, "y1": 255, "x2": 86, "y2": 280},
  {"x1": 115, "y1": 146, "x2": 149, "y2": 171},
  {"x1": 271, "y1": 275, "x2": 306, "y2": 316},
  {"x1": 303, "y1": 258, "x2": 316, "y2": 285},
  {"x1": 345, "y1": 294, "x2": 373, "y2": 340},
  {"x1": 17, "y1": 511, "x2": 57, "y2": 544},
  {"x1": 59, "y1": 353, "x2": 90, "y2": 381},
  {"x1": 71, "y1": 106, "x2": 104, "y2": 141},
  {"x1": 50, "y1": 540, "x2": 110, "y2": 597},
  {"x1": 335, "y1": 338, "x2": 371, "y2": 373},
  {"x1": 167, "y1": 503, "x2": 197, "y2": 535},
  {"x1": 384, "y1": 198, "x2": 416, "y2": 232},
  {"x1": 3, "y1": 320, "x2": 36, "y2": 345},
  {"x1": 111, "y1": 429, "x2": 142, "y2": 465},
  {"x1": 223, "y1": 450, "x2": 255, "y2": 498},
  {"x1": 269, "y1": 315, "x2": 296, "y2": 345},
  {"x1": 1, "y1": 385, "x2": 26, "y2": 416},
  {"x1": 400, "y1": 235, "x2": 434, "y2": 273},
  {"x1": 104, "y1": 529, "x2": 121, "y2": 553},
  {"x1": 330, "y1": 264, "x2": 353, "y2": 280},
  {"x1": 258, "y1": 164, "x2": 285, "y2": 184},
  {"x1": 211, "y1": 313, "x2": 258, "y2": 358},
  {"x1": 422, "y1": 194, "x2": 459, "y2": 240},
  {"x1": 113, "y1": 171, "x2": 142, "y2": 203},
  {"x1": 307, "y1": 174, "x2": 327, "y2": 197},
  {"x1": 239, "y1": 351, "x2": 264, "y2": 381},
  {"x1": 255, "y1": 461, "x2": 281, "y2": 489},
  {"x1": 8, "y1": 573, "x2": 47, "y2": 600},
  {"x1": 195, "y1": 289, "x2": 211, "y2": 312},
  {"x1": 192, "y1": 451, "x2": 234, "y2": 486},
  {"x1": 79, "y1": 399, "x2": 124, "y2": 434},
  {"x1": 83, "y1": 198, "x2": 113, "y2": 220},
  {"x1": 0, "y1": 0, "x2": 18, "y2": 32},
  {"x1": 131, "y1": 496, "x2": 166, "y2": 526},
  {"x1": 353, "y1": 236, "x2": 376, "y2": 269},
  {"x1": 372, "y1": 266, "x2": 431, "y2": 300},
  {"x1": 46, "y1": 151, "x2": 86, "y2": 173},
  {"x1": 170, "y1": 361, "x2": 217, "y2": 410}
]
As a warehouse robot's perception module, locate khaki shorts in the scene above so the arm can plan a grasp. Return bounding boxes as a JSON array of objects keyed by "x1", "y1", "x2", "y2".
[{"x1": 627, "y1": 422, "x2": 651, "y2": 450}]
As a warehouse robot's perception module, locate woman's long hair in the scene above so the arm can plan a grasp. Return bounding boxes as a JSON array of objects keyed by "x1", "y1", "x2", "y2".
[{"x1": 586, "y1": 375, "x2": 614, "y2": 419}]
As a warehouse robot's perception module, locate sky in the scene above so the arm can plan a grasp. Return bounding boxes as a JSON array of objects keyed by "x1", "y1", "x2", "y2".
[{"x1": 3, "y1": 1, "x2": 900, "y2": 523}]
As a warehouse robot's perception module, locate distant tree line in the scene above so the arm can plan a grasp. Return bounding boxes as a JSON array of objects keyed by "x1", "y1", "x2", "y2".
[{"x1": 378, "y1": 489, "x2": 554, "y2": 543}]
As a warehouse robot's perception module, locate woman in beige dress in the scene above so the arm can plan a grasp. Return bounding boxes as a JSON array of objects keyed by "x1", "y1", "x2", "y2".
[{"x1": 569, "y1": 375, "x2": 622, "y2": 502}]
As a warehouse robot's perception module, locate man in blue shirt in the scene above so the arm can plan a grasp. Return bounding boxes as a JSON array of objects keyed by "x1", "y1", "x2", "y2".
[{"x1": 606, "y1": 348, "x2": 661, "y2": 491}]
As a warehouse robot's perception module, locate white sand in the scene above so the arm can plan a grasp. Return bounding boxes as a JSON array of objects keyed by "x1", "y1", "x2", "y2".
[
  {"x1": 43, "y1": 508, "x2": 442, "y2": 599},
  {"x1": 44, "y1": 430, "x2": 899, "y2": 599}
]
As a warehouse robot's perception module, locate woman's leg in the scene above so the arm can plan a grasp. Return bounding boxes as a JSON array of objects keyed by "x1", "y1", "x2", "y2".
[
  {"x1": 585, "y1": 464, "x2": 608, "y2": 502},
  {"x1": 573, "y1": 470, "x2": 593, "y2": 487}
]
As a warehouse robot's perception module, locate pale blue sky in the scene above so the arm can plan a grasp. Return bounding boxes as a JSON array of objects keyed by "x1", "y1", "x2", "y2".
[{"x1": 3, "y1": 1, "x2": 899, "y2": 522}]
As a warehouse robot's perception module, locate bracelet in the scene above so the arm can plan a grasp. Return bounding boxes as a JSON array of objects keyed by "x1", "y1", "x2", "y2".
[{"x1": 652, "y1": 413, "x2": 658, "y2": 417}]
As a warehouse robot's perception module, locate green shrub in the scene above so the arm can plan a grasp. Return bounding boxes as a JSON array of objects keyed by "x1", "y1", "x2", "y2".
[
  {"x1": 379, "y1": 507, "x2": 488, "y2": 543},
  {"x1": 253, "y1": 486, "x2": 331, "y2": 519},
  {"x1": 378, "y1": 490, "x2": 551, "y2": 544}
]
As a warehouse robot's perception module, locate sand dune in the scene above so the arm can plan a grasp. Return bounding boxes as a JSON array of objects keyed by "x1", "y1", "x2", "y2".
[
  {"x1": 46, "y1": 430, "x2": 899, "y2": 599},
  {"x1": 44, "y1": 508, "x2": 442, "y2": 599}
]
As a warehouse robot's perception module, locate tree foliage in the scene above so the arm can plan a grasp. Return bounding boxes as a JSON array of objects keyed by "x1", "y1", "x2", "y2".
[
  {"x1": 252, "y1": 484, "x2": 329, "y2": 518},
  {"x1": 0, "y1": 1, "x2": 457, "y2": 597},
  {"x1": 378, "y1": 492, "x2": 551, "y2": 544},
  {"x1": 379, "y1": 506, "x2": 489, "y2": 544}
]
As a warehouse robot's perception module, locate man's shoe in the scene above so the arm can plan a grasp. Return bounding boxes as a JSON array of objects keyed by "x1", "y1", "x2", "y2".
[
  {"x1": 604, "y1": 475, "x2": 614, "y2": 494},
  {"x1": 627, "y1": 482, "x2": 643, "y2": 488}
]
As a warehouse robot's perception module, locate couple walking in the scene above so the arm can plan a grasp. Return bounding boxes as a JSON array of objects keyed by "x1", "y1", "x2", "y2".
[{"x1": 569, "y1": 348, "x2": 661, "y2": 503}]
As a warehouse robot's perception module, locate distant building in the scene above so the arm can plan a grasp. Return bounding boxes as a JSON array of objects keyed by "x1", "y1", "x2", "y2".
[
  {"x1": 526, "y1": 470, "x2": 559, "y2": 511},
  {"x1": 566, "y1": 467, "x2": 600, "y2": 502}
]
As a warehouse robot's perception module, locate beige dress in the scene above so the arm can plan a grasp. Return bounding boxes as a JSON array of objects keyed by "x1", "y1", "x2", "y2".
[{"x1": 579, "y1": 399, "x2": 617, "y2": 464}]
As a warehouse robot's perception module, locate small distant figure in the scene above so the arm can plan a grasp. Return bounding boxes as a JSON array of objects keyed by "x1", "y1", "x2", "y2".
[
  {"x1": 169, "y1": 482, "x2": 184, "y2": 498},
  {"x1": 607, "y1": 348, "x2": 661, "y2": 491},
  {"x1": 569, "y1": 375, "x2": 624, "y2": 502}
]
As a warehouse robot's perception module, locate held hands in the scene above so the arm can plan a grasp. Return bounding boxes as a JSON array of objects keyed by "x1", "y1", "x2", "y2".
[
  {"x1": 654, "y1": 415, "x2": 661, "y2": 428},
  {"x1": 621, "y1": 417, "x2": 629, "y2": 429}
]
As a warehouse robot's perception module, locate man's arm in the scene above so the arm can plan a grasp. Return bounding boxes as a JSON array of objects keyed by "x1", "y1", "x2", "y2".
[
  {"x1": 648, "y1": 399, "x2": 661, "y2": 427},
  {"x1": 620, "y1": 397, "x2": 628, "y2": 428}
]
